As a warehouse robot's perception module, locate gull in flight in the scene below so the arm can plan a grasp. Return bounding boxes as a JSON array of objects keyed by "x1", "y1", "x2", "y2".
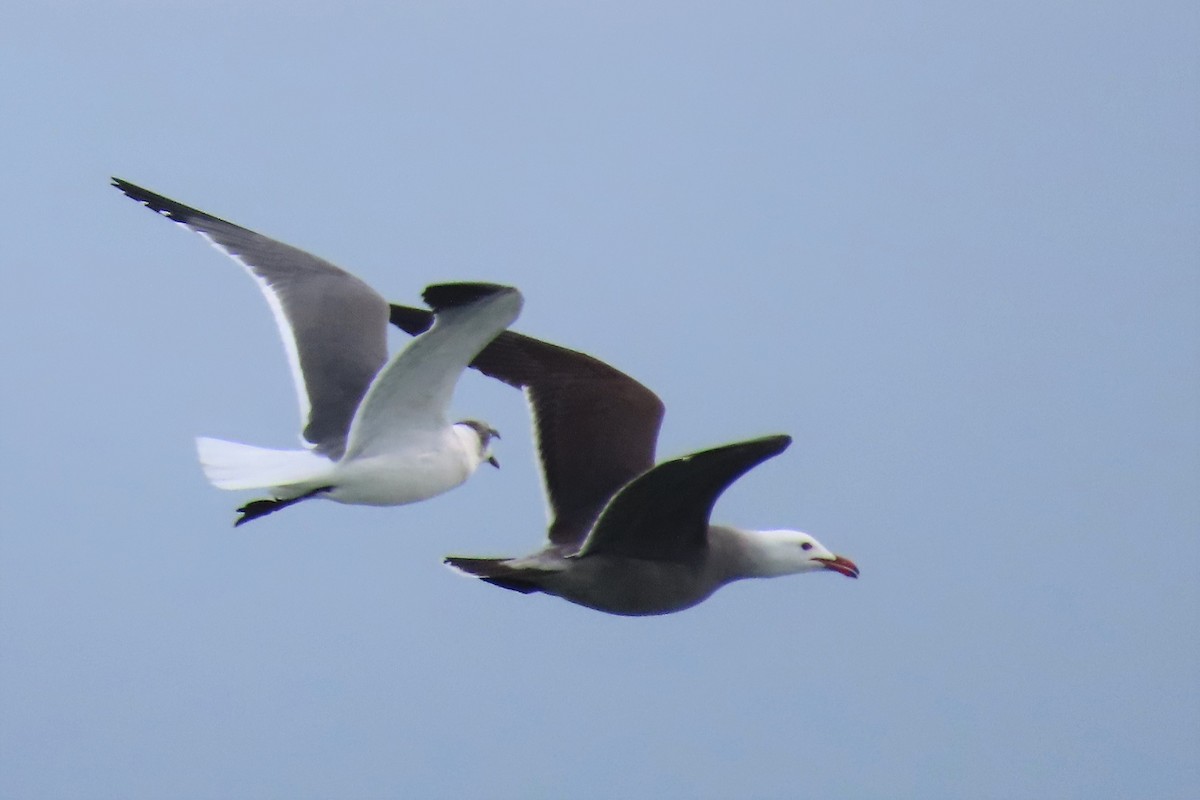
[
  {"x1": 114, "y1": 178, "x2": 521, "y2": 525},
  {"x1": 389, "y1": 305, "x2": 857, "y2": 616}
]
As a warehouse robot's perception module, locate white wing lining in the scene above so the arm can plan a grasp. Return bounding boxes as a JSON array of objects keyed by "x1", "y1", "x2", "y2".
[{"x1": 195, "y1": 232, "x2": 314, "y2": 448}]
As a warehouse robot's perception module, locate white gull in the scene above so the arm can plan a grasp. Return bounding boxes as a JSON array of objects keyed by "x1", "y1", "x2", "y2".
[{"x1": 114, "y1": 178, "x2": 522, "y2": 526}]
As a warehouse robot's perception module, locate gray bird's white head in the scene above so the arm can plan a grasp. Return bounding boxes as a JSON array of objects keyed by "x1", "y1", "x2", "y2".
[{"x1": 740, "y1": 529, "x2": 860, "y2": 579}]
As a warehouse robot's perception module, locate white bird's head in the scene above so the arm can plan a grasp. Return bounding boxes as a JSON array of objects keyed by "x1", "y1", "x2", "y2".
[
  {"x1": 457, "y1": 420, "x2": 502, "y2": 469},
  {"x1": 749, "y1": 529, "x2": 859, "y2": 579}
]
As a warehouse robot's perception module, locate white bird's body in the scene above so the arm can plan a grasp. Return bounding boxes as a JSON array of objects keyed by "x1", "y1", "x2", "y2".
[{"x1": 195, "y1": 422, "x2": 487, "y2": 505}]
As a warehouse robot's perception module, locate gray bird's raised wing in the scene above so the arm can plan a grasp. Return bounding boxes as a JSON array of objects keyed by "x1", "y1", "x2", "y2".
[{"x1": 389, "y1": 305, "x2": 664, "y2": 546}]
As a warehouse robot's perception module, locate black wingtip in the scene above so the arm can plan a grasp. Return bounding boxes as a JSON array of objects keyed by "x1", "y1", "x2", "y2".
[
  {"x1": 738, "y1": 433, "x2": 792, "y2": 463},
  {"x1": 422, "y1": 282, "x2": 514, "y2": 312},
  {"x1": 233, "y1": 497, "x2": 288, "y2": 527},
  {"x1": 763, "y1": 433, "x2": 793, "y2": 452},
  {"x1": 388, "y1": 304, "x2": 435, "y2": 336},
  {"x1": 111, "y1": 177, "x2": 201, "y2": 224},
  {"x1": 232, "y1": 485, "x2": 332, "y2": 526}
]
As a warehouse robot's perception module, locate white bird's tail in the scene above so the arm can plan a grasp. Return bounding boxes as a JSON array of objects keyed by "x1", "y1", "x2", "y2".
[{"x1": 196, "y1": 437, "x2": 336, "y2": 491}]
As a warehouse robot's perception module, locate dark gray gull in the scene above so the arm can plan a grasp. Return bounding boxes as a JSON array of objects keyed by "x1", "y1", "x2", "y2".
[
  {"x1": 389, "y1": 306, "x2": 858, "y2": 616},
  {"x1": 114, "y1": 178, "x2": 522, "y2": 526}
]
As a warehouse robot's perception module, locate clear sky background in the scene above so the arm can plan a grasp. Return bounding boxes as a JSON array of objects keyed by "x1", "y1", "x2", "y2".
[{"x1": 2, "y1": 3, "x2": 1196, "y2": 798}]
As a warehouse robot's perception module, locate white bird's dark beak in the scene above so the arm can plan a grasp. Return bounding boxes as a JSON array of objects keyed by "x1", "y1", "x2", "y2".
[
  {"x1": 817, "y1": 554, "x2": 859, "y2": 579},
  {"x1": 486, "y1": 455, "x2": 500, "y2": 469}
]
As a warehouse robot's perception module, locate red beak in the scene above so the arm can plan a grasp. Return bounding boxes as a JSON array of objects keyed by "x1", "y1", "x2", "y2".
[{"x1": 819, "y1": 554, "x2": 859, "y2": 579}]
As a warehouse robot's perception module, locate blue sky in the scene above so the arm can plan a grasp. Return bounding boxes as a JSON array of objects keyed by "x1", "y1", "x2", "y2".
[{"x1": 2, "y1": 3, "x2": 1197, "y2": 798}]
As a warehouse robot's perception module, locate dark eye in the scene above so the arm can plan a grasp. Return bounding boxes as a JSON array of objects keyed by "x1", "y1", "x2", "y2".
[{"x1": 801, "y1": 542, "x2": 813, "y2": 551}]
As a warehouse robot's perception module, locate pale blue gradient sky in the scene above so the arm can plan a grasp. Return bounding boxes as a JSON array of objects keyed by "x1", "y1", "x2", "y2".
[{"x1": 2, "y1": 3, "x2": 1197, "y2": 798}]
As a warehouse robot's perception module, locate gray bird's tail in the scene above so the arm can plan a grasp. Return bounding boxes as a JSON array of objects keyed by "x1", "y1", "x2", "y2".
[{"x1": 444, "y1": 556, "x2": 541, "y2": 595}]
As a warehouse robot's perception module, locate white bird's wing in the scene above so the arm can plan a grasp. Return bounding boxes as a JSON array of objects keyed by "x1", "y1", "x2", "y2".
[
  {"x1": 113, "y1": 178, "x2": 389, "y2": 459},
  {"x1": 342, "y1": 284, "x2": 523, "y2": 461}
]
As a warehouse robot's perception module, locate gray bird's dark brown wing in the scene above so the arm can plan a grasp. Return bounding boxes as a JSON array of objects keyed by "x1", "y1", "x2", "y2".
[{"x1": 390, "y1": 304, "x2": 664, "y2": 546}]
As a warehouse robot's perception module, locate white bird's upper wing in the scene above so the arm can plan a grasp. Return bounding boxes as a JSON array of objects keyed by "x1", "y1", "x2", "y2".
[{"x1": 113, "y1": 178, "x2": 389, "y2": 459}]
